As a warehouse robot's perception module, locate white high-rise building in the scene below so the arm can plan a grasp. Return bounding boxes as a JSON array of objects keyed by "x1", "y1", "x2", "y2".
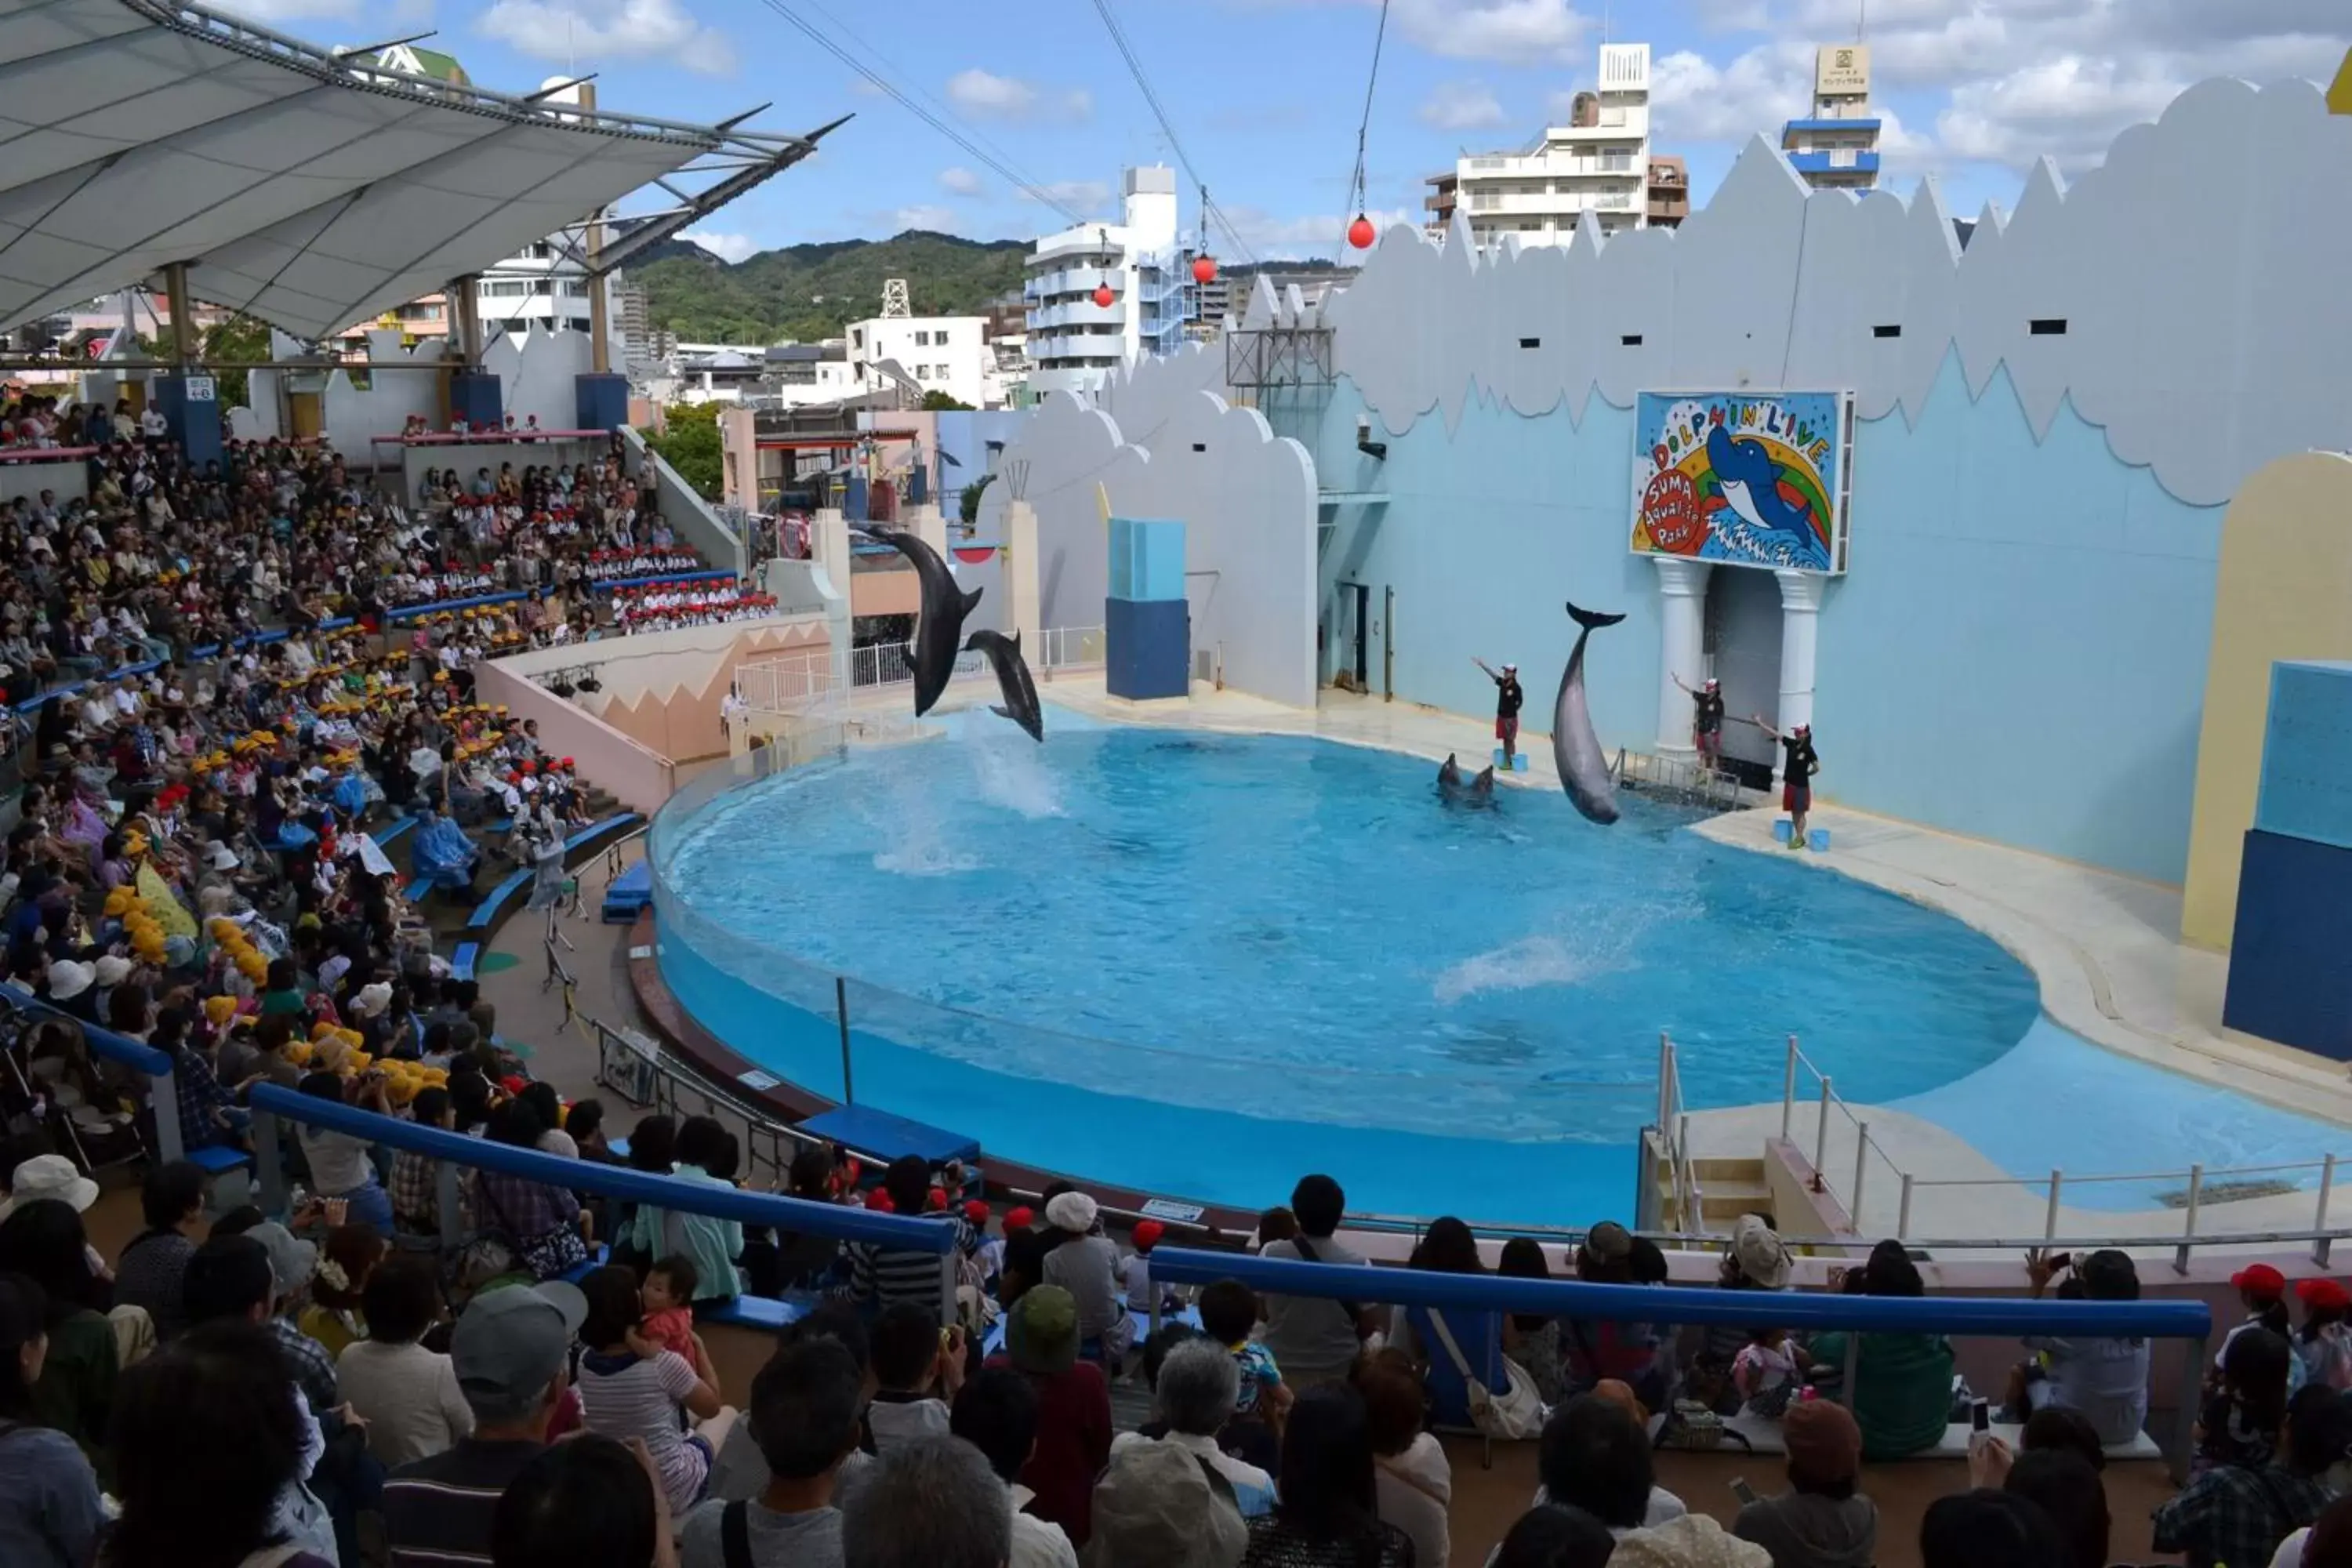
[
  {"x1": 844, "y1": 314, "x2": 994, "y2": 409},
  {"x1": 1438, "y1": 43, "x2": 1651, "y2": 251},
  {"x1": 1781, "y1": 44, "x2": 1881, "y2": 191},
  {"x1": 1023, "y1": 165, "x2": 1189, "y2": 401}
]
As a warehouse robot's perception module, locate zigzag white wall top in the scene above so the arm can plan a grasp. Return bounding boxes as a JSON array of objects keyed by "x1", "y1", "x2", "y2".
[{"x1": 1327, "y1": 77, "x2": 2352, "y2": 510}]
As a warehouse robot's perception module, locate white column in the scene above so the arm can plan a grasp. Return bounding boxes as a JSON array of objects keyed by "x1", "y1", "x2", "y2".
[
  {"x1": 1003, "y1": 499, "x2": 1042, "y2": 649},
  {"x1": 1651, "y1": 557, "x2": 1712, "y2": 756},
  {"x1": 811, "y1": 507, "x2": 854, "y2": 693},
  {"x1": 1773, "y1": 569, "x2": 1826, "y2": 777}
]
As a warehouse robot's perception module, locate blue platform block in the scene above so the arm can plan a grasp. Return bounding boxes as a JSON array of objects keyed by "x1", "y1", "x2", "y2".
[
  {"x1": 575, "y1": 372, "x2": 628, "y2": 433},
  {"x1": 151, "y1": 373, "x2": 223, "y2": 469},
  {"x1": 1492, "y1": 749, "x2": 1524, "y2": 772},
  {"x1": 448, "y1": 371, "x2": 503, "y2": 431},
  {"x1": 2223, "y1": 828, "x2": 2352, "y2": 1060},
  {"x1": 1109, "y1": 517, "x2": 1186, "y2": 603},
  {"x1": 1106, "y1": 595, "x2": 1189, "y2": 700},
  {"x1": 2255, "y1": 662, "x2": 2352, "y2": 851}
]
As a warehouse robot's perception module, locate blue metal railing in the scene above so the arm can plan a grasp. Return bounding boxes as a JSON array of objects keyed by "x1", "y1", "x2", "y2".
[
  {"x1": 244, "y1": 1083, "x2": 960, "y2": 1319},
  {"x1": 1147, "y1": 1246, "x2": 2212, "y2": 1475}
]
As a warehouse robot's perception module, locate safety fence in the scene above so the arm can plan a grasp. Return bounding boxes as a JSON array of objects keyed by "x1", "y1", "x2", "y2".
[
  {"x1": 1147, "y1": 1245, "x2": 2215, "y2": 1477},
  {"x1": 244, "y1": 1083, "x2": 960, "y2": 1324},
  {"x1": 1779, "y1": 1036, "x2": 2352, "y2": 1261}
]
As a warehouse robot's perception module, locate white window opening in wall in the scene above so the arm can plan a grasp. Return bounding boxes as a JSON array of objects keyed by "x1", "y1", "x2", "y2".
[{"x1": 1471, "y1": 191, "x2": 1501, "y2": 211}]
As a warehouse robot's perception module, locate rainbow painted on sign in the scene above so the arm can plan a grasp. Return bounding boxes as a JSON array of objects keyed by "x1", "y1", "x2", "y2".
[{"x1": 1631, "y1": 392, "x2": 1849, "y2": 573}]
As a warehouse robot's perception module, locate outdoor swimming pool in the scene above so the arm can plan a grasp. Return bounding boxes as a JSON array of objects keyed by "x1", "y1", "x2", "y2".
[{"x1": 652, "y1": 718, "x2": 2042, "y2": 1221}]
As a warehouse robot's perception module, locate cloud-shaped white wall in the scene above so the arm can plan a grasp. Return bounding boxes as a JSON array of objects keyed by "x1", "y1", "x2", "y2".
[{"x1": 1326, "y1": 77, "x2": 2352, "y2": 509}]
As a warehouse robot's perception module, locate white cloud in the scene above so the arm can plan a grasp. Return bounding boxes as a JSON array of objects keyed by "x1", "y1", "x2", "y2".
[
  {"x1": 1650, "y1": 41, "x2": 1814, "y2": 144},
  {"x1": 938, "y1": 167, "x2": 985, "y2": 198},
  {"x1": 1417, "y1": 79, "x2": 1508, "y2": 131},
  {"x1": 1390, "y1": 0, "x2": 1588, "y2": 63},
  {"x1": 892, "y1": 205, "x2": 961, "y2": 233},
  {"x1": 477, "y1": 0, "x2": 734, "y2": 76},
  {"x1": 1018, "y1": 180, "x2": 1114, "y2": 215},
  {"x1": 1218, "y1": 205, "x2": 1415, "y2": 260},
  {"x1": 678, "y1": 230, "x2": 757, "y2": 263},
  {"x1": 1934, "y1": 56, "x2": 2186, "y2": 165},
  {"x1": 945, "y1": 67, "x2": 1090, "y2": 122}
]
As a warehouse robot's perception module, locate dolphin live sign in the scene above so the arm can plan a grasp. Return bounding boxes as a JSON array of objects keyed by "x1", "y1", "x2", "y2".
[{"x1": 1630, "y1": 390, "x2": 1855, "y2": 574}]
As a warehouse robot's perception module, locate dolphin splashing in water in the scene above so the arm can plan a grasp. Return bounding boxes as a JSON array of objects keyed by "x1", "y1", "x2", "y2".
[
  {"x1": 1436, "y1": 753, "x2": 1495, "y2": 805},
  {"x1": 1553, "y1": 601, "x2": 1627, "y2": 825},
  {"x1": 857, "y1": 524, "x2": 982, "y2": 716},
  {"x1": 964, "y1": 629, "x2": 1044, "y2": 742}
]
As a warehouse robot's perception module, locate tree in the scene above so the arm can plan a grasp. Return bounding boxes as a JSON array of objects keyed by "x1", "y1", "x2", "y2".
[
  {"x1": 920, "y1": 390, "x2": 974, "y2": 412},
  {"x1": 644, "y1": 402, "x2": 724, "y2": 501},
  {"x1": 959, "y1": 474, "x2": 995, "y2": 526},
  {"x1": 199, "y1": 314, "x2": 272, "y2": 408}
]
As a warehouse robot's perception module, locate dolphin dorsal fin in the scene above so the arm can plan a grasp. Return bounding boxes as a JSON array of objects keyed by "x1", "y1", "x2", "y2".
[
  {"x1": 1009, "y1": 629, "x2": 1021, "y2": 653},
  {"x1": 962, "y1": 586, "x2": 984, "y2": 615}
]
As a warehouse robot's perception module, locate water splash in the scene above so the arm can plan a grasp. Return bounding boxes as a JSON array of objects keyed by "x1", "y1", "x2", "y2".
[
  {"x1": 969, "y1": 732, "x2": 1065, "y2": 818},
  {"x1": 873, "y1": 841, "x2": 982, "y2": 877},
  {"x1": 1432, "y1": 906, "x2": 1661, "y2": 1005},
  {"x1": 864, "y1": 752, "x2": 982, "y2": 876}
]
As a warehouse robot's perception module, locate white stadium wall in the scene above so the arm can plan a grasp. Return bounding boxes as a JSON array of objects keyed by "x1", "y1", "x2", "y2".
[
  {"x1": 230, "y1": 328, "x2": 600, "y2": 462},
  {"x1": 1284, "y1": 74, "x2": 2352, "y2": 884}
]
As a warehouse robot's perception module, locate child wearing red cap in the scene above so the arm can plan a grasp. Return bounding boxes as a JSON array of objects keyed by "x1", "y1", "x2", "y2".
[
  {"x1": 1120, "y1": 1219, "x2": 1167, "y2": 1314},
  {"x1": 2295, "y1": 1277, "x2": 2352, "y2": 1392},
  {"x1": 2219, "y1": 1262, "x2": 2293, "y2": 1374}
]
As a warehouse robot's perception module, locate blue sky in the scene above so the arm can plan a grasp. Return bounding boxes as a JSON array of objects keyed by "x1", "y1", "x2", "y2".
[{"x1": 233, "y1": 0, "x2": 2347, "y2": 262}]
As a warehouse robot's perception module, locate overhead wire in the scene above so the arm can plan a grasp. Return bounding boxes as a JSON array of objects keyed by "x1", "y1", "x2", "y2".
[
  {"x1": 753, "y1": 0, "x2": 1091, "y2": 227},
  {"x1": 1085, "y1": 0, "x2": 1259, "y2": 267},
  {"x1": 1345, "y1": 0, "x2": 1394, "y2": 239}
]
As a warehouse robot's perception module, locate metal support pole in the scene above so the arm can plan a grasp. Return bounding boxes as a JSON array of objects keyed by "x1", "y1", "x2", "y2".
[
  {"x1": 2045, "y1": 1171, "x2": 2063, "y2": 1242},
  {"x1": 1851, "y1": 1123, "x2": 1869, "y2": 1222},
  {"x1": 1838, "y1": 1334, "x2": 1860, "y2": 1412},
  {"x1": 583, "y1": 83, "x2": 612, "y2": 376},
  {"x1": 1657, "y1": 1032, "x2": 1671, "y2": 1131},
  {"x1": 1813, "y1": 1076, "x2": 1833, "y2": 1186},
  {"x1": 1781, "y1": 1034, "x2": 1798, "y2": 1142},
  {"x1": 254, "y1": 1109, "x2": 285, "y2": 1218},
  {"x1": 2169, "y1": 1335, "x2": 2209, "y2": 1484},
  {"x1": 2315, "y1": 1155, "x2": 2337, "y2": 1269},
  {"x1": 451, "y1": 274, "x2": 484, "y2": 366},
  {"x1": 2175, "y1": 1164, "x2": 2204, "y2": 1276},
  {"x1": 151, "y1": 1068, "x2": 186, "y2": 1163},
  {"x1": 437, "y1": 1162, "x2": 465, "y2": 1252},
  {"x1": 1897, "y1": 1174, "x2": 1915, "y2": 1240},
  {"x1": 162, "y1": 262, "x2": 196, "y2": 367},
  {"x1": 837, "y1": 975, "x2": 855, "y2": 1105},
  {"x1": 938, "y1": 1250, "x2": 957, "y2": 1330}
]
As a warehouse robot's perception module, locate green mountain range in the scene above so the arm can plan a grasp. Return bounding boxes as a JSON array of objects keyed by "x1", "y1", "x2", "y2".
[{"x1": 630, "y1": 230, "x2": 1029, "y2": 345}]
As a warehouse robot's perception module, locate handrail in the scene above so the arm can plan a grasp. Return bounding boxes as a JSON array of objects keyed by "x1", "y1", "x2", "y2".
[
  {"x1": 243, "y1": 1083, "x2": 952, "y2": 1254},
  {"x1": 1, "y1": 982, "x2": 172, "y2": 1076},
  {"x1": 1145, "y1": 1247, "x2": 2212, "y2": 1339}
]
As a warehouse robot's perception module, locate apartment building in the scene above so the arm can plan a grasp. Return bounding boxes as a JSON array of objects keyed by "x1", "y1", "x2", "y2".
[
  {"x1": 1781, "y1": 43, "x2": 1881, "y2": 191},
  {"x1": 1432, "y1": 43, "x2": 1653, "y2": 251},
  {"x1": 846, "y1": 315, "x2": 993, "y2": 409},
  {"x1": 1647, "y1": 156, "x2": 1689, "y2": 229},
  {"x1": 1024, "y1": 165, "x2": 1192, "y2": 400}
]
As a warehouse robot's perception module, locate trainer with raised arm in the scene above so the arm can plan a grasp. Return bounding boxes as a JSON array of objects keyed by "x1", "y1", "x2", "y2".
[
  {"x1": 1473, "y1": 658, "x2": 1523, "y2": 765},
  {"x1": 1753, "y1": 714, "x2": 1820, "y2": 848},
  {"x1": 1673, "y1": 673, "x2": 1726, "y2": 772}
]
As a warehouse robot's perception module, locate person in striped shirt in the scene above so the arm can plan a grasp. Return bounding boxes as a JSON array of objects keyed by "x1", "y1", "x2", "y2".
[{"x1": 845, "y1": 1156, "x2": 969, "y2": 1316}]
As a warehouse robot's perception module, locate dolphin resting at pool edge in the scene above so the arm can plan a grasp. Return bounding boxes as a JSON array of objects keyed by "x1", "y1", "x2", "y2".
[
  {"x1": 856, "y1": 524, "x2": 982, "y2": 716},
  {"x1": 964, "y1": 628, "x2": 1044, "y2": 742},
  {"x1": 1436, "y1": 753, "x2": 1495, "y2": 804},
  {"x1": 1554, "y1": 601, "x2": 1627, "y2": 826}
]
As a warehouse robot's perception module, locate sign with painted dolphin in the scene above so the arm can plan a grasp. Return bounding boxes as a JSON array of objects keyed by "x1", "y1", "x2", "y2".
[
  {"x1": 1554, "y1": 601, "x2": 1627, "y2": 825},
  {"x1": 964, "y1": 628, "x2": 1044, "y2": 742},
  {"x1": 856, "y1": 524, "x2": 982, "y2": 717},
  {"x1": 1630, "y1": 391, "x2": 1851, "y2": 573}
]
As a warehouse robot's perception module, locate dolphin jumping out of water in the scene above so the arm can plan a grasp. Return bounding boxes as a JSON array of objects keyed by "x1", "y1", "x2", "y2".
[
  {"x1": 1554, "y1": 601, "x2": 1627, "y2": 825},
  {"x1": 964, "y1": 628, "x2": 1044, "y2": 742},
  {"x1": 857, "y1": 524, "x2": 982, "y2": 716}
]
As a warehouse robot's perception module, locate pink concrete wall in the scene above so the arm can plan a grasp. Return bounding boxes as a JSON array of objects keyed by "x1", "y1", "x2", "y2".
[{"x1": 473, "y1": 660, "x2": 676, "y2": 814}]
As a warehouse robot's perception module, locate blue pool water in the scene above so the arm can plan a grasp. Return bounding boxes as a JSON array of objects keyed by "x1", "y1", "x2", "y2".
[{"x1": 656, "y1": 720, "x2": 2042, "y2": 1218}]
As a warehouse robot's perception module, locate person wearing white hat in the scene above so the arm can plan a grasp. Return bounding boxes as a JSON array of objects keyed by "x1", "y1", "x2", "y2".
[
  {"x1": 43, "y1": 960, "x2": 96, "y2": 1022},
  {"x1": 1674, "y1": 671, "x2": 1729, "y2": 773},
  {"x1": 1753, "y1": 713, "x2": 1821, "y2": 849},
  {"x1": 1040, "y1": 1189, "x2": 1133, "y2": 1364},
  {"x1": 0, "y1": 1152, "x2": 100, "y2": 1219},
  {"x1": 1473, "y1": 655, "x2": 1526, "y2": 768}
]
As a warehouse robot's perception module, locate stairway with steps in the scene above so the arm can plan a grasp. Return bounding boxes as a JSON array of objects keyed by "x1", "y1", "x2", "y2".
[{"x1": 1650, "y1": 1144, "x2": 1775, "y2": 1232}]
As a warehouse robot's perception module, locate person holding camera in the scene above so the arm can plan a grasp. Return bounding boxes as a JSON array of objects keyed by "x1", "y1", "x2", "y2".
[{"x1": 2001, "y1": 1248, "x2": 2151, "y2": 1450}]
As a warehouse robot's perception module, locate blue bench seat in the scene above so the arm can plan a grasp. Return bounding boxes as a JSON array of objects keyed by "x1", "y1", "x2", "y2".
[
  {"x1": 465, "y1": 870, "x2": 534, "y2": 931},
  {"x1": 702, "y1": 1295, "x2": 805, "y2": 1332},
  {"x1": 186, "y1": 1144, "x2": 254, "y2": 1174},
  {"x1": 450, "y1": 942, "x2": 480, "y2": 982}
]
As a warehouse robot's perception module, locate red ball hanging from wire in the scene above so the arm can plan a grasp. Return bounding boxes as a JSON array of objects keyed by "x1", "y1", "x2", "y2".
[
  {"x1": 1347, "y1": 215, "x2": 1376, "y2": 250},
  {"x1": 1091, "y1": 282, "x2": 1115, "y2": 309},
  {"x1": 1191, "y1": 254, "x2": 1218, "y2": 285},
  {"x1": 1341, "y1": 0, "x2": 1392, "y2": 256}
]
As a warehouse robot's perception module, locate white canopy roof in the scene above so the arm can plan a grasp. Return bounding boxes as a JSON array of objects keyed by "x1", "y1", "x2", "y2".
[{"x1": 0, "y1": 0, "x2": 794, "y2": 340}]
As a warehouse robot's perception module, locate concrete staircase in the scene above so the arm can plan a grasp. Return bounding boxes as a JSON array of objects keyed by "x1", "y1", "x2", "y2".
[{"x1": 1650, "y1": 1144, "x2": 1775, "y2": 1232}]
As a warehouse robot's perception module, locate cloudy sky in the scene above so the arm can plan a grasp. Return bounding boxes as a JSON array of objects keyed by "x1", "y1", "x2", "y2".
[{"x1": 221, "y1": 0, "x2": 2347, "y2": 260}]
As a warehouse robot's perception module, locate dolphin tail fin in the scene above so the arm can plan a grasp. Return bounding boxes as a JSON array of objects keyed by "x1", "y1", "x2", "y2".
[
  {"x1": 990, "y1": 704, "x2": 1014, "y2": 722},
  {"x1": 961, "y1": 586, "x2": 985, "y2": 615},
  {"x1": 1566, "y1": 601, "x2": 1628, "y2": 630}
]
